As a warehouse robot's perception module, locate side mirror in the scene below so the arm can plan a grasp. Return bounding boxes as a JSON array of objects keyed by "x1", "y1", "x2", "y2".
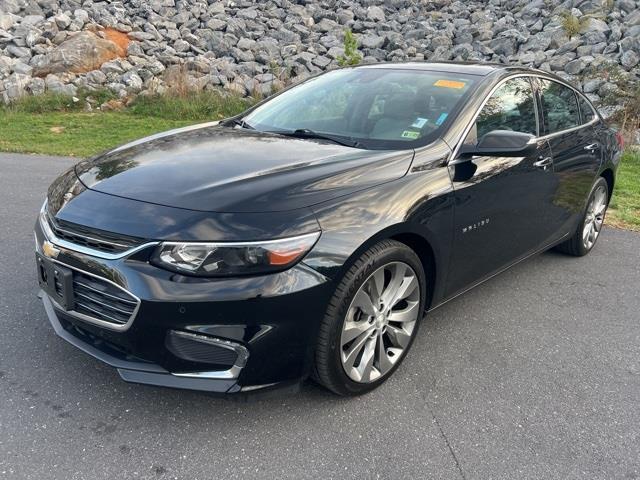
[{"x1": 457, "y1": 130, "x2": 537, "y2": 160}]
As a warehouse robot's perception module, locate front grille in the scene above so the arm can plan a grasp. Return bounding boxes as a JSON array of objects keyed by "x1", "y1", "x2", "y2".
[
  {"x1": 46, "y1": 211, "x2": 143, "y2": 254},
  {"x1": 72, "y1": 271, "x2": 138, "y2": 326}
]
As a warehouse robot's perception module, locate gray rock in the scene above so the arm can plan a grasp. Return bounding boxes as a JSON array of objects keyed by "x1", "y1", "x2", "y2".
[
  {"x1": 623, "y1": 9, "x2": 640, "y2": 27},
  {"x1": 0, "y1": 12, "x2": 20, "y2": 30},
  {"x1": 27, "y1": 77, "x2": 45, "y2": 95},
  {"x1": 45, "y1": 74, "x2": 77, "y2": 96},
  {"x1": 583, "y1": 79, "x2": 603, "y2": 94},
  {"x1": 360, "y1": 34, "x2": 385, "y2": 49},
  {"x1": 4, "y1": 73, "x2": 30, "y2": 100},
  {"x1": 366, "y1": 6, "x2": 385, "y2": 22},
  {"x1": 85, "y1": 70, "x2": 107, "y2": 85},
  {"x1": 489, "y1": 36, "x2": 517, "y2": 56},
  {"x1": 122, "y1": 71, "x2": 143, "y2": 91},
  {"x1": 620, "y1": 50, "x2": 639, "y2": 69},
  {"x1": 565, "y1": 58, "x2": 586, "y2": 74},
  {"x1": 12, "y1": 61, "x2": 32, "y2": 75},
  {"x1": 53, "y1": 13, "x2": 71, "y2": 29},
  {"x1": 6, "y1": 45, "x2": 31, "y2": 58}
]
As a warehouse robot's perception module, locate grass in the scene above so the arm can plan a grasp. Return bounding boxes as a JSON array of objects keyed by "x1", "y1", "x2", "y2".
[
  {"x1": 0, "y1": 90, "x2": 253, "y2": 157},
  {"x1": 608, "y1": 150, "x2": 640, "y2": 231}
]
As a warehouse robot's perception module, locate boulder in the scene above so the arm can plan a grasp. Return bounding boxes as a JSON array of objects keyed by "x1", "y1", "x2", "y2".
[{"x1": 33, "y1": 31, "x2": 127, "y2": 76}]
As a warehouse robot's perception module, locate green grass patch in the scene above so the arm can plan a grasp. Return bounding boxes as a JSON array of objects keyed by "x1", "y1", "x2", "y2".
[
  {"x1": 608, "y1": 150, "x2": 640, "y2": 231},
  {"x1": 0, "y1": 111, "x2": 194, "y2": 157},
  {"x1": 0, "y1": 90, "x2": 253, "y2": 157}
]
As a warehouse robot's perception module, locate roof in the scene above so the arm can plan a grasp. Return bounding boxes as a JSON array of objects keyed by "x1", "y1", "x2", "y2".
[{"x1": 357, "y1": 61, "x2": 516, "y2": 76}]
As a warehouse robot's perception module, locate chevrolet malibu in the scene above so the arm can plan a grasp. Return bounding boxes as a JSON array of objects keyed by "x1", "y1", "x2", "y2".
[{"x1": 35, "y1": 62, "x2": 622, "y2": 396}]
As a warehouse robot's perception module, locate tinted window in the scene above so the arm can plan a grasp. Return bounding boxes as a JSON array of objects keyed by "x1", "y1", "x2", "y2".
[
  {"x1": 578, "y1": 95, "x2": 596, "y2": 123},
  {"x1": 540, "y1": 79, "x2": 580, "y2": 133},
  {"x1": 473, "y1": 77, "x2": 537, "y2": 142},
  {"x1": 243, "y1": 69, "x2": 478, "y2": 149}
]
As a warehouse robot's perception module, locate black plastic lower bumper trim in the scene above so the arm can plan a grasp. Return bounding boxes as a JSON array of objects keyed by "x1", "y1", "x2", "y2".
[{"x1": 39, "y1": 290, "x2": 240, "y2": 393}]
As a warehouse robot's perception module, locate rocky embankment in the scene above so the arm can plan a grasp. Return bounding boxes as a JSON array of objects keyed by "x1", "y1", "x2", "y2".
[{"x1": 0, "y1": 0, "x2": 639, "y2": 118}]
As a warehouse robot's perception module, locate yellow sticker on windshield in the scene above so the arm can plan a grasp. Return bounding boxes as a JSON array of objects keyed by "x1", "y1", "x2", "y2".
[{"x1": 434, "y1": 79, "x2": 466, "y2": 89}]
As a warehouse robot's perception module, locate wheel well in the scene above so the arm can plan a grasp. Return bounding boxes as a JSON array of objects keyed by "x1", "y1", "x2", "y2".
[
  {"x1": 601, "y1": 169, "x2": 614, "y2": 203},
  {"x1": 390, "y1": 233, "x2": 436, "y2": 310}
]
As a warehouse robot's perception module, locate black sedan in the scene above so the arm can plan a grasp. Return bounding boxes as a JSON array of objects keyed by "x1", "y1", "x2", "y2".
[{"x1": 35, "y1": 62, "x2": 623, "y2": 396}]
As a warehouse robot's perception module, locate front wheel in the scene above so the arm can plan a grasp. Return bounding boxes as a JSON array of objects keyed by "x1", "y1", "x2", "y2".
[
  {"x1": 313, "y1": 240, "x2": 426, "y2": 396},
  {"x1": 555, "y1": 177, "x2": 609, "y2": 257}
]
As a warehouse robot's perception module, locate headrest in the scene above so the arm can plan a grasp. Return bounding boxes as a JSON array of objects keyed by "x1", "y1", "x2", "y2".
[{"x1": 383, "y1": 94, "x2": 416, "y2": 119}]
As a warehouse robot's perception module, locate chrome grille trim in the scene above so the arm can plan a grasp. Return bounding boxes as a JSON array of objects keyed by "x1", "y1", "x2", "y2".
[{"x1": 39, "y1": 200, "x2": 158, "y2": 260}]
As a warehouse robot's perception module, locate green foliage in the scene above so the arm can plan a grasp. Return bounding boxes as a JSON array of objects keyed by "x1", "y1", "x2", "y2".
[
  {"x1": 582, "y1": 61, "x2": 640, "y2": 133},
  {"x1": 128, "y1": 90, "x2": 253, "y2": 121},
  {"x1": 560, "y1": 11, "x2": 590, "y2": 38},
  {"x1": 337, "y1": 29, "x2": 362, "y2": 67},
  {"x1": 3, "y1": 88, "x2": 117, "y2": 114}
]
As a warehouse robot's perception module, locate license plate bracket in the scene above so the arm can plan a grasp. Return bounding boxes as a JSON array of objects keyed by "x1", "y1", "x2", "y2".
[{"x1": 36, "y1": 253, "x2": 74, "y2": 310}]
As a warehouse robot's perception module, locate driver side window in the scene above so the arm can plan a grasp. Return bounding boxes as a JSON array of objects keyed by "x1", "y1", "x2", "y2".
[{"x1": 466, "y1": 78, "x2": 538, "y2": 145}]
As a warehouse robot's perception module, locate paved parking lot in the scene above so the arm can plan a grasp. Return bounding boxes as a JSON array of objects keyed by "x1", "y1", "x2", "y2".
[{"x1": 1, "y1": 153, "x2": 639, "y2": 479}]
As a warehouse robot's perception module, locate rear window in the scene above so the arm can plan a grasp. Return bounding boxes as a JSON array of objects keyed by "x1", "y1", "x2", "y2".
[
  {"x1": 539, "y1": 79, "x2": 580, "y2": 134},
  {"x1": 578, "y1": 95, "x2": 596, "y2": 123}
]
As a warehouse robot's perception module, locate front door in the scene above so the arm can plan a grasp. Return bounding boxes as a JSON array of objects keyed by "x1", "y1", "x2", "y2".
[{"x1": 445, "y1": 76, "x2": 560, "y2": 297}]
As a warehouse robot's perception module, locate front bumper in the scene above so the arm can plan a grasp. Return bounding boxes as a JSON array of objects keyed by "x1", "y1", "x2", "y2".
[
  {"x1": 40, "y1": 291, "x2": 242, "y2": 392},
  {"x1": 35, "y1": 219, "x2": 333, "y2": 393}
]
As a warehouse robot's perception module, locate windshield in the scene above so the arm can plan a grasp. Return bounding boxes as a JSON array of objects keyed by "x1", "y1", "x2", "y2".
[{"x1": 242, "y1": 68, "x2": 479, "y2": 149}]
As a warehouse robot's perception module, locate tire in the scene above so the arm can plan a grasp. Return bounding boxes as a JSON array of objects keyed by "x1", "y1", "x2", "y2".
[
  {"x1": 555, "y1": 177, "x2": 609, "y2": 257},
  {"x1": 313, "y1": 239, "x2": 426, "y2": 396}
]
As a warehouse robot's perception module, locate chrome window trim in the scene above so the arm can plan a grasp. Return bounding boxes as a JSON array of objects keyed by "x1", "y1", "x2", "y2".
[
  {"x1": 39, "y1": 255, "x2": 141, "y2": 332},
  {"x1": 39, "y1": 201, "x2": 158, "y2": 260},
  {"x1": 449, "y1": 72, "x2": 600, "y2": 163},
  {"x1": 169, "y1": 331, "x2": 249, "y2": 380}
]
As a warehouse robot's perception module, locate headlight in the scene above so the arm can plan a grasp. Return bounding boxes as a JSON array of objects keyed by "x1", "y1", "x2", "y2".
[{"x1": 150, "y1": 232, "x2": 320, "y2": 277}]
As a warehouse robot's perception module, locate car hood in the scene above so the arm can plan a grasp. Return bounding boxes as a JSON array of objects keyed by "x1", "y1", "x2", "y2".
[{"x1": 74, "y1": 122, "x2": 414, "y2": 213}]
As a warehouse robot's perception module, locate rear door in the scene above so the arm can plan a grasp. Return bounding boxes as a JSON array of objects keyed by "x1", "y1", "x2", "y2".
[
  {"x1": 445, "y1": 76, "x2": 560, "y2": 296},
  {"x1": 537, "y1": 78, "x2": 602, "y2": 233}
]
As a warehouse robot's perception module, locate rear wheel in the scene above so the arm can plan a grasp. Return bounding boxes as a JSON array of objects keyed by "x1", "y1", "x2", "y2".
[
  {"x1": 555, "y1": 177, "x2": 609, "y2": 257},
  {"x1": 313, "y1": 240, "x2": 426, "y2": 396}
]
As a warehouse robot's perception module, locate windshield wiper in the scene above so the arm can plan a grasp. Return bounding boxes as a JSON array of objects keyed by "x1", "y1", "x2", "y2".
[
  {"x1": 272, "y1": 128, "x2": 364, "y2": 148},
  {"x1": 228, "y1": 118, "x2": 255, "y2": 130}
]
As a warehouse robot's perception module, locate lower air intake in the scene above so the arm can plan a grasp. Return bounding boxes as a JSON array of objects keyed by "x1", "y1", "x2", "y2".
[{"x1": 166, "y1": 330, "x2": 242, "y2": 367}]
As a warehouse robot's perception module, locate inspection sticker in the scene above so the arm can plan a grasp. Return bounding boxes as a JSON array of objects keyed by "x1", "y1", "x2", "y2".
[
  {"x1": 435, "y1": 113, "x2": 448, "y2": 126},
  {"x1": 433, "y1": 79, "x2": 467, "y2": 89},
  {"x1": 401, "y1": 130, "x2": 420, "y2": 139},
  {"x1": 411, "y1": 117, "x2": 428, "y2": 129}
]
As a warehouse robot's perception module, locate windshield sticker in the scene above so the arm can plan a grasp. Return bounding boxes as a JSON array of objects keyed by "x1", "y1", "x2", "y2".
[
  {"x1": 433, "y1": 79, "x2": 466, "y2": 89},
  {"x1": 401, "y1": 130, "x2": 420, "y2": 139},
  {"x1": 411, "y1": 117, "x2": 428, "y2": 129},
  {"x1": 435, "y1": 113, "x2": 448, "y2": 126}
]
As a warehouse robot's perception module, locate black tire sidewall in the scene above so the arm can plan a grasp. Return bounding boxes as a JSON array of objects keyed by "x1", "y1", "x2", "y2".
[{"x1": 320, "y1": 241, "x2": 426, "y2": 396}]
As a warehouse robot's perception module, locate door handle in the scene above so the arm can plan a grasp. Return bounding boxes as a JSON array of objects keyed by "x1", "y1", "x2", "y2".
[
  {"x1": 533, "y1": 156, "x2": 552, "y2": 170},
  {"x1": 584, "y1": 143, "x2": 599, "y2": 152}
]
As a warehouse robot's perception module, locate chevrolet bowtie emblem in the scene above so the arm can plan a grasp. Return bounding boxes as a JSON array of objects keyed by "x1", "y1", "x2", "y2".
[{"x1": 42, "y1": 240, "x2": 60, "y2": 259}]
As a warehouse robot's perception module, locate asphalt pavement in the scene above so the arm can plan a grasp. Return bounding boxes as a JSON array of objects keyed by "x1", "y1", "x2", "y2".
[{"x1": 1, "y1": 153, "x2": 639, "y2": 480}]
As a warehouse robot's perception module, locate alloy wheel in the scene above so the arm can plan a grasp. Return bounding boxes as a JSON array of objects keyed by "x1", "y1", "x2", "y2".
[
  {"x1": 582, "y1": 185, "x2": 607, "y2": 250},
  {"x1": 340, "y1": 261, "x2": 420, "y2": 383}
]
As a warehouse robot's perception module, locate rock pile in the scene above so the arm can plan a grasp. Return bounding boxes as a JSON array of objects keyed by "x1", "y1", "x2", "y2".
[{"x1": 0, "y1": 0, "x2": 639, "y2": 116}]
